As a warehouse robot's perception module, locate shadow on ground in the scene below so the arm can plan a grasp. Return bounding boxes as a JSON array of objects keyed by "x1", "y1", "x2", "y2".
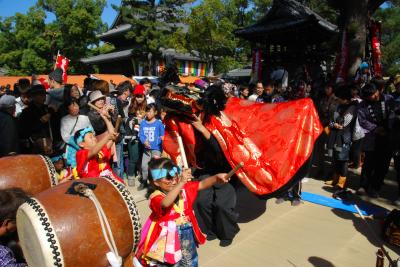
[
  {"x1": 235, "y1": 183, "x2": 267, "y2": 223},
  {"x1": 308, "y1": 256, "x2": 335, "y2": 267},
  {"x1": 331, "y1": 208, "x2": 400, "y2": 257}
]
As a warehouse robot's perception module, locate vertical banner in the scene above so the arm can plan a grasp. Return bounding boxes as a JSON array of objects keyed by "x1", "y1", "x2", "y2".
[
  {"x1": 370, "y1": 21, "x2": 382, "y2": 77},
  {"x1": 252, "y1": 49, "x2": 263, "y2": 81},
  {"x1": 55, "y1": 54, "x2": 70, "y2": 83},
  {"x1": 334, "y1": 29, "x2": 348, "y2": 84}
]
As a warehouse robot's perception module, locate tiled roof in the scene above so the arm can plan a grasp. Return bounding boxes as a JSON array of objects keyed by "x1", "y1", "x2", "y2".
[
  {"x1": 235, "y1": 0, "x2": 337, "y2": 39},
  {"x1": 97, "y1": 24, "x2": 132, "y2": 39},
  {"x1": 81, "y1": 49, "x2": 134, "y2": 64}
]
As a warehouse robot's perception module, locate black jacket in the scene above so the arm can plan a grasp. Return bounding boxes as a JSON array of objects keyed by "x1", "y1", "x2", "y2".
[{"x1": 0, "y1": 110, "x2": 18, "y2": 157}]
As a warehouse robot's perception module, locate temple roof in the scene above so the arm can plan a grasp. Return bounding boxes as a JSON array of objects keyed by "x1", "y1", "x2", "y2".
[
  {"x1": 98, "y1": 22, "x2": 189, "y2": 42},
  {"x1": 81, "y1": 48, "x2": 205, "y2": 65},
  {"x1": 97, "y1": 24, "x2": 132, "y2": 39},
  {"x1": 159, "y1": 48, "x2": 202, "y2": 62},
  {"x1": 81, "y1": 49, "x2": 134, "y2": 64},
  {"x1": 235, "y1": 0, "x2": 337, "y2": 42}
]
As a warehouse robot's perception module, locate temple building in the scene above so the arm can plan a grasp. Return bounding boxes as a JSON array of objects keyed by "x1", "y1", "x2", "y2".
[
  {"x1": 81, "y1": 6, "x2": 209, "y2": 77},
  {"x1": 235, "y1": 0, "x2": 338, "y2": 82}
]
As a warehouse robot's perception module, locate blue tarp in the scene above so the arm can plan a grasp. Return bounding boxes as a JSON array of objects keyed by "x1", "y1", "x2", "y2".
[{"x1": 301, "y1": 191, "x2": 388, "y2": 216}]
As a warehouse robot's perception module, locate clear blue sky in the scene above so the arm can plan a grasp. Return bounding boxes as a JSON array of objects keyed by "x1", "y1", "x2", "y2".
[{"x1": 0, "y1": 0, "x2": 121, "y2": 27}]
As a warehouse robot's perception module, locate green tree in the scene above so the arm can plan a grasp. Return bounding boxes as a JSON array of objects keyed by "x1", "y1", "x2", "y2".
[
  {"x1": 305, "y1": 0, "x2": 337, "y2": 23},
  {"x1": 324, "y1": 0, "x2": 390, "y2": 78},
  {"x1": 186, "y1": 0, "x2": 249, "y2": 74},
  {"x1": 119, "y1": 0, "x2": 193, "y2": 74},
  {"x1": 250, "y1": 0, "x2": 273, "y2": 21},
  {"x1": 0, "y1": 0, "x2": 106, "y2": 75},
  {"x1": 0, "y1": 7, "x2": 50, "y2": 75},
  {"x1": 299, "y1": 0, "x2": 397, "y2": 77},
  {"x1": 374, "y1": 1, "x2": 400, "y2": 75},
  {"x1": 37, "y1": 0, "x2": 107, "y2": 73}
]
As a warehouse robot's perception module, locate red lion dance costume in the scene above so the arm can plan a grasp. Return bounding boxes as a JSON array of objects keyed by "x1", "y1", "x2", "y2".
[{"x1": 162, "y1": 87, "x2": 322, "y2": 196}]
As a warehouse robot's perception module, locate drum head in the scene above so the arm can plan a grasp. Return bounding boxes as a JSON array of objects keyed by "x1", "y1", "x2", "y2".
[
  {"x1": 17, "y1": 178, "x2": 141, "y2": 267},
  {"x1": 17, "y1": 198, "x2": 64, "y2": 267}
]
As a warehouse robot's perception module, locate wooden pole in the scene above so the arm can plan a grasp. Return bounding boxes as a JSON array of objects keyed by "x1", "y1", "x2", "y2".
[
  {"x1": 225, "y1": 162, "x2": 244, "y2": 180},
  {"x1": 88, "y1": 103, "x2": 110, "y2": 119},
  {"x1": 353, "y1": 205, "x2": 396, "y2": 266},
  {"x1": 176, "y1": 134, "x2": 188, "y2": 169}
]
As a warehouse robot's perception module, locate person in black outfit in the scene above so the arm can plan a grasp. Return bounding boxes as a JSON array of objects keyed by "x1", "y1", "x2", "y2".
[
  {"x1": 191, "y1": 85, "x2": 240, "y2": 247},
  {"x1": 0, "y1": 95, "x2": 19, "y2": 157},
  {"x1": 391, "y1": 79, "x2": 400, "y2": 204},
  {"x1": 18, "y1": 85, "x2": 57, "y2": 155},
  {"x1": 325, "y1": 86, "x2": 357, "y2": 199},
  {"x1": 357, "y1": 83, "x2": 394, "y2": 197}
]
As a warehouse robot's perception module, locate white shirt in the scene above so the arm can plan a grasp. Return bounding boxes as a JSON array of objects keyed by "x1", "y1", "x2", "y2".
[
  {"x1": 15, "y1": 97, "x2": 27, "y2": 117},
  {"x1": 146, "y1": 95, "x2": 155, "y2": 104},
  {"x1": 248, "y1": 94, "x2": 259, "y2": 102},
  {"x1": 60, "y1": 114, "x2": 93, "y2": 143}
]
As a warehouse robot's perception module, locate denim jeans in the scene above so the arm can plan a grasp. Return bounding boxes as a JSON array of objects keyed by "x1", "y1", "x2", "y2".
[
  {"x1": 127, "y1": 140, "x2": 140, "y2": 177},
  {"x1": 113, "y1": 141, "x2": 125, "y2": 178}
]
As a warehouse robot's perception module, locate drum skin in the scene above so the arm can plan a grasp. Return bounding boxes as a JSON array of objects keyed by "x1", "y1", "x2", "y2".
[
  {"x1": 17, "y1": 177, "x2": 141, "y2": 267},
  {"x1": 0, "y1": 154, "x2": 58, "y2": 195}
]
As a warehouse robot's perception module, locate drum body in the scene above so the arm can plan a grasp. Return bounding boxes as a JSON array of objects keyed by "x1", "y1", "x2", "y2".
[
  {"x1": 0, "y1": 154, "x2": 58, "y2": 195},
  {"x1": 17, "y1": 177, "x2": 141, "y2": 267}
]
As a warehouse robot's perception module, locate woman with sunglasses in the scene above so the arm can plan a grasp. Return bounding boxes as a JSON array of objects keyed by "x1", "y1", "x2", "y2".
[
  {"x1": 125, "y1": 85, "x2": 147, "y2": 187},
  {"x1": 135, "y1": 157, "x2": 229, "y2": 267}
]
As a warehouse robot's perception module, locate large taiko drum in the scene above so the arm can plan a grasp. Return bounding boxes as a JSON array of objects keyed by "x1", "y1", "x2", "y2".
[
  {"x1": 0, "y1": 154, "x2": 58, "y2": 195},
  {"x1": 16, "y1": 177, "x2": 142, "y2": 267}
]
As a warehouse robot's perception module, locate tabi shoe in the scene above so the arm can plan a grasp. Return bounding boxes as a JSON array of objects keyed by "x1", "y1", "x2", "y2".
[
  {"x1": 324, "y1": 174, "x2": 339, "y2": 186},
  {"x1": 335, "y1": 176, "x2": 347, "y2": 189},
  {"x1": 291, "y1": 198, "x2": 301, "y2": 206},
  {"x1": 333, "y1": 189, "x2": 349, "y2": 200}
]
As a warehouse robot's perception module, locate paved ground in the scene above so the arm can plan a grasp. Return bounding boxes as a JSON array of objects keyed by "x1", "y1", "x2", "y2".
[{"x1": 127, "y1": 166, "x2": 400, "y2": 267}]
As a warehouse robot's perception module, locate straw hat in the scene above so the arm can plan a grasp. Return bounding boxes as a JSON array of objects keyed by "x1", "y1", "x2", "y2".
[{"x1": 89, "y1": 90, "x2": 106, "y2": 103}]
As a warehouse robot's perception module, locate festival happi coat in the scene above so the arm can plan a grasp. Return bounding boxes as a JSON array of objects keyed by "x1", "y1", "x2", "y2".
[{"x1": 161, "y1": 86, "x2": 323, "y2": 196}]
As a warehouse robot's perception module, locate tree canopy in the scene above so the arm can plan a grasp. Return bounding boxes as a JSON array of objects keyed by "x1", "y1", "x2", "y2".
[
  {"x1": 0, "y1": 0, "x2": 399, "y2": 76},
  {"x1": 0, "y1": 0, "x2": 106, "y2": 75},
  {"x1": 119, "y1": 0, "x2": 193, "y2": 66},
  {"x1": 374, "y1": 1, "x2": 400, "y2": 75}
]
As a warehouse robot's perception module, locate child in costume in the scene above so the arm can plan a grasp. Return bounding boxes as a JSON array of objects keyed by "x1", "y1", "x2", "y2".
[
  {"x1": 75, "y1": 111, "x2": 123, "y2": 183},
  {"x1": 51, "y1": 154, "x2": 73, "y2": 183},
  {"x1": 135, "y1": 158, "x2": 229, "y2": 267},
  {"x1": 0, "y1": 188, "x2": 30, "y2": 266}
]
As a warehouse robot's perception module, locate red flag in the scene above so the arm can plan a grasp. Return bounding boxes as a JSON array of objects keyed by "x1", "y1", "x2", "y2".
[{"x1": 55, "y1": 54, "x2": 70, "y2": 83}]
